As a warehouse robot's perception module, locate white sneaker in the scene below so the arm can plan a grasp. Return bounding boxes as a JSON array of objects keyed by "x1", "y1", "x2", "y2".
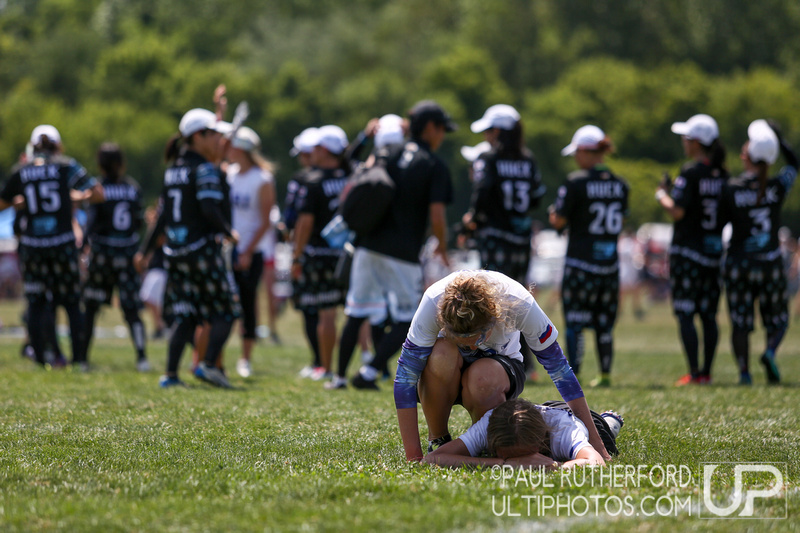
[
  {"x1": 310, "y1": 367, "x2": 332, "y2": 381},
  {"x1": 324, "y1": 375, "x2": 348, "y2": 390},
  {"x1": 360, "y1": 350, "x2": 374, "y2": 365},
  {"x1": 236, "y1": 358, "x2": 252, "y2": 378},
  {"x1": 299, "y1": 365, "x2": 317, "y2": 378},
  {"x1": 195, "y1": 363, "x2": 233, "y2": 389},
  {"x1": 136, "y1": 359, "x2": 152, "y2": 372}
]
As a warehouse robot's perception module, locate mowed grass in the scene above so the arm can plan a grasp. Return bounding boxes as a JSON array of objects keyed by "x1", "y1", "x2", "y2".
[{"x1": 0, "y1": 290, "x2": 798, "y2": 532}]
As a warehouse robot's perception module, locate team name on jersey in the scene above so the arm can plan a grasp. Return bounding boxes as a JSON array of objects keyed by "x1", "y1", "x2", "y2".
[
  {"x1": 164, "y1": 167, "x2": 190, "y2": 186},
  {"x1": 103, "y1": 184, "x2": 138, "y2": 201},
  {"x1": 496, "y1": 160, "x2": 531, "y2": 178},
  {"x1": 699, "y1": 178, "x2": 723, "y2": 196},
  {"x1": 321, "y1": 178, "x2": 347, "y2": 198},
  {"x1": 231, "y1": 192, "x2": 251, "y2": 208},
  {"x1": 19, "y1": 164, "x2": 59, "y2": 183},
  {"x1": 734, "y1": 187, "x2": 779, "y2": 207},
  {"x1": 586, "y1": 181, "x2": 624, "y2": 199}
]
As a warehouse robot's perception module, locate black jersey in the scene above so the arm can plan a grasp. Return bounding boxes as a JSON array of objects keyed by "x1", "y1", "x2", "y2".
[
  {"x1": 359, "y1": 140, "x2": 454, "y2": 264},
  {"x1": 86, "y1": 176, "x2": 143, "y2": 247},
  {"x1": 670, "y1": 160, "x2": 728, "y2": 261},
  {"x1": 1, "y1": 153, "x2": 93, "y2": 247},
  {"x1": 719, "y1": 165, "x2": 798, "y2": 260},
  {"x1": 553, "y1": 165, "x2": 629, "y2": 269},
  {"x1": 297, "y1": 167, "x2": 348, "y2": 249},
  {"x1": 471, "y1": 148, "x2": 545, "y2": 237},
  {"x1": 283, "y1": 168, "x2": 311, "y2": 231},
  {"x1": 160, "y1": 150, "x2": 225, "y2": 253}
]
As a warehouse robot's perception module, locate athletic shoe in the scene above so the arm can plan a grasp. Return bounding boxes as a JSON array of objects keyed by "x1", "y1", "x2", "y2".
[
  {"x1": 310, "y1": 367, "x2": 332, "y2": 381},
  {"x1": 195, "y1": 363, "x2": 233, "y2": 389},
  {"x1": 738, "y1": 372, "x2": 752, "y2": 386},
  {"x1": 527, "y1": 370, "x2": 539, "y2": 383},
  {"x1": 324, "y1": 375, "x2": 348, "y2": 390},
  {"x1": 351, "y1": 373, "x2": 380, "y2": 391},
  {"x1": 159, "y1": 375, "x2": 186, "y2": 388},
  {"x1": 590, "y1": 374, "x2": 611, "y2": 388},
  {"x1": 236, "y1": 358, "x2": 252, "y2": 378},
  {"x1": 674, "y1": 374, "x2": 700, "y2": 386},
  {"x1": 427, "y1": 434, "x2": 452, "y2": 453},
  {"x1": 298, "y1": 365, "x2": 319, "y2": 379},
  {"x1": 696, "y1": 375, "x2": 712, "y2": 385},
  {"x1": 51, "y1": 354, "x2": 68, "y2": 369},
  {"x1": 760, "y1": 353, "x2": 780, "y2": 384},
  {"x1": 601, "y1": 411, "x2": 624, "y2": 439},
  {"x1": 21, "y1": 343, "x2": 35, "y2": 361},
  {"x1": 136, "y1": 359, "x2": 152, "y2": 372}
]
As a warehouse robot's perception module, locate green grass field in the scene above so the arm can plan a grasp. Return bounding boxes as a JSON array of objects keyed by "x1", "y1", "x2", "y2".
[{"x1": 0, "y1": 291, "x2": 797, "y2": 532}]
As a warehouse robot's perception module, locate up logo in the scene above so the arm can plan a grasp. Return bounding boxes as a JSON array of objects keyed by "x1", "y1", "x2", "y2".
[{"x1": 701, "y1": 463, "x2": 786, "y2": 519}]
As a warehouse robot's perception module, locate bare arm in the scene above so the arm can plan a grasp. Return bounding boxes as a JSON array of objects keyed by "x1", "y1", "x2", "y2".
[
  {"x1": 655, "y1": 186, "x2": 685, "y2": 221},
  {"x1": 566, "y1": 398, "x2": 611, "y2": 461},
  {"x1": 397, "y1": 407, "x2": 424, "y2": 462},
  {"x1": 561, "y1": 445, "x2": 606, "y2": 469},
  {"x1": 428, "y1": 201, "x2": 449, "y2": 266},
  {"x1": 548, "y1": 209, "x2": 568, "y2": 231},
  {"x1": 423, "y1": 438, "x2": 503, "y2": 468},
  {"x1": 238, "y1": 181, "x2": 275, "y2": 269}
]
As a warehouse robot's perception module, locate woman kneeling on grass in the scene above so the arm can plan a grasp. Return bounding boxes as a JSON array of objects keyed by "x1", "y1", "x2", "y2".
[
  {"x1": 423, "y1": 398, "x2": 623, "y2": 469},
  {"x1": 395, "y1": 270, "x2": 610, "y2": 462}
]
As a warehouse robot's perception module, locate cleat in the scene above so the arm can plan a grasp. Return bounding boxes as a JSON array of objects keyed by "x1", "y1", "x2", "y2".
[
  {"x1": 738, "y1": 372, "x2": 752, "y2": 386},
  {"x1": 195, "y1": 363, "x2": 233, "y2": 388},
  {"x1": 136, "y1": 359, "x2": 152, "y2": 372},
  {"x1": 351, "y1": 373, "x2": 380, "y2": 391},
  {"x1": 760, "y1": 353, "x2": 780, "y2": 384},
  {"x1": 427, "y1": 434, "x2": 452, "y2": 453},
  {"x1": 324, "y1": 375, "x2": 348, "y2": 390},
  {"x1": 236, "y1": 358, "x2": 252, "y2": 378},
  {"x1": 298, "y1": 365, "x2": 319, "y2": 379},
  {"x1": 674, "y1": 374, "x2": 700, "y2": 386},
  {"x1": 159, "y1": 375, "x2": 186, "y2": 388},
  {"x1": 590, "y1": 374, "x2": 611, "y2": 388},
  {"x1": 310, "y1": 367, "x2": 332, "y2": 381},
  {"x1": 696, "y1": 375, "x2": 712, "y2": 385},
  {"x1": 601, "y1": 410, "x2": 624, "y2": 439}
]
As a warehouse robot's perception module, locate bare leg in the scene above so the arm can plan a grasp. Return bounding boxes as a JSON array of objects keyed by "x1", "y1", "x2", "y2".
[
  {"x1": 460, "y1": 358, "x2": 510, "y2": 423},
  {"x1": 419, "y1": 339, "x2": 463, "y2": 440},
  {"x1": 317, "y1": 307, "x2": 337, "y2": 372}
]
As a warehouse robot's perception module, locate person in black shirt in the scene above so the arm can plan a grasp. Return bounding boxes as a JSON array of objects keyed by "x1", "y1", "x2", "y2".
[
  {"x1": 463, "y1": 104, "x2": 545, "y2": 284},
  {"x1": 137, "y1": 109, "x2": 240, "y2": 388},
  {"x1": 549, "y1": 125, "x2": 629, "y2": 388},
  {"x1": 656, "y1": 114, "x2": 729, "y2": 385},
  {"x1": 81, "y1": 143, "x2": 150, "y2": 371},
  {"x1": 291, "y1": 125, "x2": 351, "y2": 381},
  {"x1": 350, "y1": 100, "x2": 455, "y2": 390},
  {"x1": 718, "y1": 119, "x2": 798, "y2": 385},
  {"x1": 0, "y1": 125, "x2": 103, "y2": 368}
]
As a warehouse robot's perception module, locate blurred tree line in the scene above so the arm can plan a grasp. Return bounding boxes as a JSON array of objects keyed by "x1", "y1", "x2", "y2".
[{"x1": 2, "y1": 0, "x2": 800, "y2": 235}]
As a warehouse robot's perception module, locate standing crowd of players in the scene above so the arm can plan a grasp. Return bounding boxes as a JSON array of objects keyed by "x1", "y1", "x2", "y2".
[{"x1": 3, "y1": 97, "x2": 796, "y2": 394}]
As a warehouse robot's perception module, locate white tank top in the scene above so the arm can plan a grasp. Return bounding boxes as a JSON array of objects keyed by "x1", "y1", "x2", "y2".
[{"x1": 228, "y1": 163, "x2": 273, "y2": 254}]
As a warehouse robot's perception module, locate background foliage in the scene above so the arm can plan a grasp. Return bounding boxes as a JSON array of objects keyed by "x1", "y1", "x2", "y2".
[{"x1": 2, "y1": 0, "x2": 800, "y2": 232}]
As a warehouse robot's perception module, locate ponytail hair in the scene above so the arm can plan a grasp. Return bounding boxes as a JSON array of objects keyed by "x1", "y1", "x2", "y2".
[
  {"x1": 703, "y1": 138, "x2": 727, "y2": 171},
  {"x1": 496, "y1": 121, "x2": 524, "y2": 157},
  {"x1": 164, "y1": 133, "x2": 183, "y2": 164},
  {"x1": 755, "y1": 161, "x2": 770, "y2": 205},
  {"x1": 97, "y1": 142, "x2": 124, "y2": 182}
]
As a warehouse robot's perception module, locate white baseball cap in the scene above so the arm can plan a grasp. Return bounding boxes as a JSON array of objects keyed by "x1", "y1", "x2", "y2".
[
  {"x1": 374, "y1": 114, "x2": 405, "y2": 148},
  {"x1": 561, "y1": 125, "x2": 606, "y2": 156},
  {"x1": 470, "y1": 104, "x2": 521, "y2": 133},
  {"x1": 747, "y1": 119, "x2": 779, "y2": 165},
  {"x1": 460, "y1": 141, "x2": 492, "y2": 162},
  {"x1": 230, "y1": 126, "x2": 261, "y2": 153},
  {"x1": 671, "y1": 114, "x2": 719, "y2": 146},
  {"x1": 30, "y1": 125, "x2": 61, "y2": 145},
  {"x1": 290, "y1": 127, "x2": 319, "y2": 157},
  {"x1": 309, "y1": 125, "x2": 349, "y2": 155},
  {"x1": 179, "y1": 108, "x2": 225, "y2": 137}
]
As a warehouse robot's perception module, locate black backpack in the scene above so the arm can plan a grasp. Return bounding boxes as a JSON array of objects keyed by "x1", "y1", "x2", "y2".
[{"x1": 339, "y1": 159, "x2": 395, "y2": 237}]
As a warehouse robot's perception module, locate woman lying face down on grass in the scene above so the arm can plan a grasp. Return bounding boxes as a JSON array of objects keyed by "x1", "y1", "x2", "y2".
[{"x1": 423, "y1": 398, "x2": 622, "y2": 469}]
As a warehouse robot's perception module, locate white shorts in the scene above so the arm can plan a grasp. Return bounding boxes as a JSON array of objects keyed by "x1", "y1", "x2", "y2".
[
  {"x1": 345, "y1": 248, "x2": 423, "y2": 325},
  {"x1": 139, "y1": 268, "x2": 167, "y2": 308}
]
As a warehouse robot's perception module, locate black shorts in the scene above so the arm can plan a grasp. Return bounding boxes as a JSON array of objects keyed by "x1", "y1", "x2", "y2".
[
  {"x1": 19, "y1": 243, "x2": 81, "y2": 306},
  {"x1": 561, "y1": 265, "x2": 619, "y2": 333},
  {"x1": 725, "y1": 255, "x2": 788, "y2": 334},
  {"x1": 476, "y1": 233, "x2": 531, "y2": 285},
  {"x1": 293, "y1": 250, "x2": 346, "y2": 312},
  {"x1": 669, "y1": 253, "x2": 721, "y2": 319},
  {"x1": 455, "y1": 351, "x2": 526, "y2": 405},
  {"x1": 163, "y1": 242, "x2": 241, "y2": 325},
  {"x1": 83, "y1": 243, "x2": 142, "y2": 311}
]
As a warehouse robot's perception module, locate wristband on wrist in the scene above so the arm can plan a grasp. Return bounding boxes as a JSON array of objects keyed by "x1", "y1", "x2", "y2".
[{"x1": 655, "y1": 189, "x2": 668, "y2": 201}]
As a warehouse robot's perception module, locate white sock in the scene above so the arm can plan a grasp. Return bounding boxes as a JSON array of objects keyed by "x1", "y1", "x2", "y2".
[{"x1": 359, "y1": 365, "x2": 378, "y2": 381}]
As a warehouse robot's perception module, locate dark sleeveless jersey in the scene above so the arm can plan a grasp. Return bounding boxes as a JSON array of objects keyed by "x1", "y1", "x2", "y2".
[
  {"x1": 160, "y1": 150, "x2": 225, "y2": 252},
  {"x1": 297, "y1": 167, "x2": 349, "y2": 249},
  {"x1": 1, "y1": 153, "x2": 92, "y2": 247},
  {"x1": 670, "y1": 160, "x2": 728, "y2": 261},
  {"x1": 719, "y1": 165, "x2": 798, "y2": 261},
  {"x1": 471, "y1": 148, "x2": 545, "y2": 238},
  {"x1": 86, "y1": 176, "x2": 144, "y2": 247},
  {"x1": 283, "y1": 168, "x2": 312, "y2": 231},
  {"x1": 553, "y1": 165, "x2": 629, "y2": 269}
]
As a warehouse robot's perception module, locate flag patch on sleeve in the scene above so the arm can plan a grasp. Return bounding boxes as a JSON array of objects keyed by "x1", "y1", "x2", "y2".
[{"x1": 538, "y1": 324, "x2": 553, "y2": 343}]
